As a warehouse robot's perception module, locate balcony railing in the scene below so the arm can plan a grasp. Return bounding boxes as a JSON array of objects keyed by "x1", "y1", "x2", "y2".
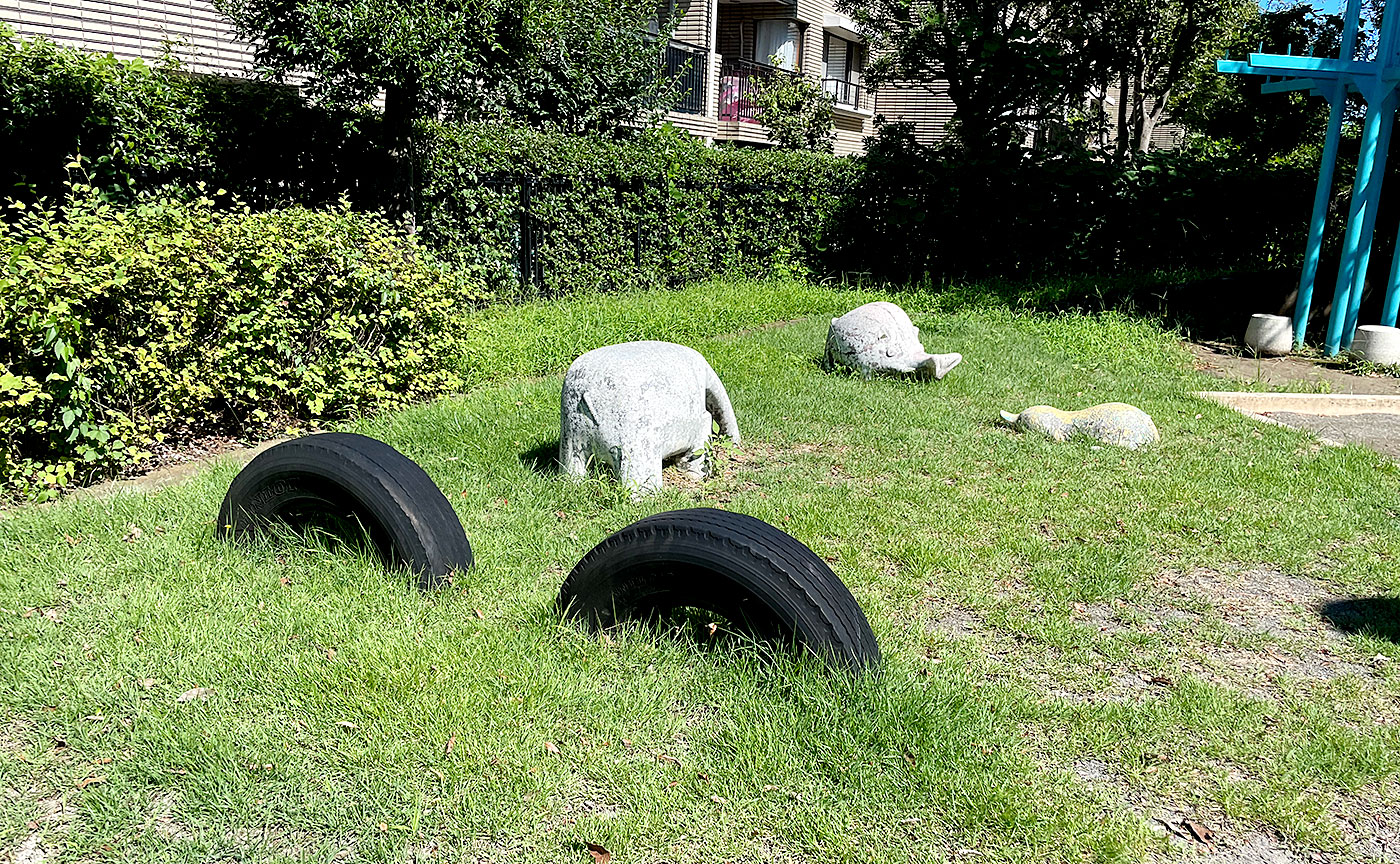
[
  {"x1": 664, "y1": 40, "x2": 708, "y2": 115},
  {"x1": 719, "y1": 57, "x2": 800, "y2": 123},
  {"x1": 822, "y1": 77, "x2": 870, "y2": 112}
]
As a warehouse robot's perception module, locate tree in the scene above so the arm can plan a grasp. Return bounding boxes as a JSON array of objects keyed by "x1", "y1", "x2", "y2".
[
  {"x1": 1100, "y1": 0, "x2": 1255, "y2": 154},
  {"x1": 838, "y1": 0, "x2": 1108, "y2": 156},
  {"x1": 214, "y1": 0, "x2": 680, "y2": 220},
  {"x1": 1171, "y1": 2, "x2": 1359, "y2": 162},
  {"x1": 749, "y1": 61, "x2": 836, "y2": 152}
]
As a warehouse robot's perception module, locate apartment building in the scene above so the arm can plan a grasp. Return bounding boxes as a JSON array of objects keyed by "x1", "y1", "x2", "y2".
[
  {"x1": 4, "y1": 0, "x2": 880, "y2": 155},
  {"x1": 656, "y1": 0, "x2": 879, "y2": 154}
]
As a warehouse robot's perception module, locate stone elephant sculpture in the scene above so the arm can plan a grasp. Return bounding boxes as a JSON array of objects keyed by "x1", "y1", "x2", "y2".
[{"x1": 560, "y1": 341, "x2": 740, "y2": 494}]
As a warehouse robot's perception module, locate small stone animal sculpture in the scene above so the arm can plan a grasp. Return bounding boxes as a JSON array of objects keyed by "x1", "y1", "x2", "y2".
[
  {"x1": 560, "y1": 341, "x2": 740, "y2": 494},
  {"x1": 999, "y1": 402, "x2": 1159, "y2": 449},
  {"x1": 826, "y1": 301, "x2": 962, "y2": 380}
]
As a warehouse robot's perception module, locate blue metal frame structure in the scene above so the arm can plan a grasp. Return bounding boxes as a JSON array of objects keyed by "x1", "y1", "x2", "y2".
[{"x1": 1218, "y1": 0, "x2": 1400, "y2": 355}]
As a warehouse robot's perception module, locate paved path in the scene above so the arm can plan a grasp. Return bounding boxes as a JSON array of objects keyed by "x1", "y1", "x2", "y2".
[
  {"x1": 1190, "y1": 342, "x2": 1400, "y2": 458},
  {"x1": 1263, "y1": 411, "x2": 1400, "y2": 459}
]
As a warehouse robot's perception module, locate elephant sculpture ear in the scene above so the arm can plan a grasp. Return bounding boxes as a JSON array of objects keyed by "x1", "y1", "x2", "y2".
[{"x1": 998, "y1": 410, "x2": 1019, "y2": 425}]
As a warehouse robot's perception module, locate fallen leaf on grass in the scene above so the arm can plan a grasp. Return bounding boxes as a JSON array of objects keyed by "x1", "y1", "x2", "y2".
[
  {"x1": 335, "y1": 721, "x2": 357, "y2": 730},
  {"x1": 175, "y1": 687, "x2": 214, "y2": 703},
  {"x1": 76, "y1": 776, "x2": 105, "y2": 789},
  {"x1": 122, "y1": 525, "x2": 143, "y2": 543},
  {"x1": 474, "y1": 608, "x2": 485, "y2": 620},
  {"x1": 544, "y1": 741, "x2": 560, "y2": 755},
  {"x1": 1181, "y1": 820, "x2": 1215, "y2": 848},
  {"x1": 278, "y1": 577, "x2": 291, "y2": 587},
  {"x1": 656, "y1": 753, "x2": 681, "y2": 766},
  {"x1": 585, "y1": 842, "x2": 611, "y2": 863},
  {"x1": 444, "y1": 735, "x2": 456, "y2": 755}
]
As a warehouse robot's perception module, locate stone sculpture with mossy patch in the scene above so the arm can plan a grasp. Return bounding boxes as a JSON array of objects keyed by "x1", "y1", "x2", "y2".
[{"x1": 999, "y1": 403, "x2": 1159, "y2": 449}]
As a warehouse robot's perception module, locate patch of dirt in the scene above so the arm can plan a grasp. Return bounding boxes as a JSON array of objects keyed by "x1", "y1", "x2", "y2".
[
  {"x1": 148, "y1": 792, "x2": 193, "y2": 841},
  {"x1": 6, "y1": 833, "x2": 51, "y2": 864},
  {"x1": 227, "y1": 825, "x2": 354, "y2": 860},
  {"x1": 1068, "y1": 758, "x2": 1310, "y2": 864},
  {"x1": 1189, "y1": 343, "x2": 1400, "y2": 396},
  {"x1": 1326, "y1": 780, "x2": 1400, "y2": 863},
  {"x1": 935, "y1": 566, "x2": 1393, "y2": 713},
  {"x1": 926, "y1": 601, "x2": 986, "y2": 639},
  {"x1": 73, "y1": 436, "x2": 287, "y2": 500},
  {"x1": 0, "y1": 720, "x2": 33, "y2": 757},
  {"x1": 1140, "y1": 568, "x2": 1392, "y2": 706}
]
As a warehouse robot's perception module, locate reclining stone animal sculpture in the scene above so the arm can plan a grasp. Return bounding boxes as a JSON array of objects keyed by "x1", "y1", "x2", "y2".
[
  {"x1": 826, "y1": 301, "x2": 962, "y2": 380},
  {"x1": 560, "y1": 341, "x2": 740, "y2": 494},
  {"x1": 999, "y1": 402, "x2": 1159, "y2": 449}
]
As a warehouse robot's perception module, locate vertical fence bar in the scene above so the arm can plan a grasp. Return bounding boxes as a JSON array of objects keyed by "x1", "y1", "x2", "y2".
[{"x1": 518, "y1": 177, "x2": 532, "y2": 294}]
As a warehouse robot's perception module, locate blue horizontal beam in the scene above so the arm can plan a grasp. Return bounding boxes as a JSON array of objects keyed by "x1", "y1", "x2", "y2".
[
  {"x1": 1247, "y1": 53, "x2": 1371, "y2": 74},
  {"x1": 1261, "y1": 77, "x2": 1322, "y2": 95}
]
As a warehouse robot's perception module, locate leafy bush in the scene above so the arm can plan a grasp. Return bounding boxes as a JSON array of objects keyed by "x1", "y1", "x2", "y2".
[
  {"x1": 828, "y1": 125, "x2": 1320, "y2": 283},
  {"x1": 0, "y1": 186, "x2": 485, "y2": 500},
  {"x1": 749, "y1": 63, "x2": 836, "y2": 152},
  {"x1": 0, "y1": 26, "x2": 378, "y2": 209},
  {"x1": 417, "y1": 123, "x2": 858, "y2": 299}
]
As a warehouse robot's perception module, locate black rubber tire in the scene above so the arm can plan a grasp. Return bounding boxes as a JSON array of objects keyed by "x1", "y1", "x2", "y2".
[
  {"x1": 557, "y1": 508, "x2": 881, "y2": 673},
  {"x1": 216, "y1": 432, "x2": 472, "y2": 589}
]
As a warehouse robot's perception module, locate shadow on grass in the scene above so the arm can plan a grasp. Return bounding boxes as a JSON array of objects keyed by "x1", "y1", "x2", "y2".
[
  {"x1": 520, "y1": 439, "x2": 560, "y2": 475},
  {"x1": 1318, "y1": 597, "x2": 1400, "y2": 644}
]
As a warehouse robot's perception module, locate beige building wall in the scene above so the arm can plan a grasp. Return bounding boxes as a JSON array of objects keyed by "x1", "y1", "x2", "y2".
[
  {"x1": 4, "y1": 0, "x2": 257, "y2": 76},
  {"x1": 873, "y1": 82, "x2": 956, "y2": 146}
]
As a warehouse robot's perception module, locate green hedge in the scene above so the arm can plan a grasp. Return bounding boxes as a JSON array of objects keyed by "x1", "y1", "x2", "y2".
[
  {"x1": 418, "y1": 123, "x2": 858, "y2": 299},
  {"x1": 417, "y1": 122, "x2": 1325, "y2": 297},
  {"x1": 0, "y1": 188, "x2": 485, "y2": 500}
]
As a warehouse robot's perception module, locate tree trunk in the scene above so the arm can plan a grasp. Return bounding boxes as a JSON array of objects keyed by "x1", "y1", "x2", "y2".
[
  {"x1": 383, "y1": 83, "x2": 420, "y2": 233},
  {"x1": 1128, "y1": 65, "x2": 1147, "y2": 155},
  {"x1": 1115, "y1": 69, "x2": 1131, "y2": 157},
  {"x1": 1137, "y1": 87, "x2": 1171, "y2": 152}
]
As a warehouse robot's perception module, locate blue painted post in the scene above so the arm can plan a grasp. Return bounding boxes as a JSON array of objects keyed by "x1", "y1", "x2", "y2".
[
  {"x1": 1293, "y1": 81, "x2": 1346, "y2": 347},
  {"x1": 1344, "y1": 91, "x2": 1400, "y2": 348},
  {"x1": 1326, "y1": 96, "x2": 1393, "y2": 355},
  {"x1": 1385, "y1": 233, "x2": 1400, "y2": 325}
]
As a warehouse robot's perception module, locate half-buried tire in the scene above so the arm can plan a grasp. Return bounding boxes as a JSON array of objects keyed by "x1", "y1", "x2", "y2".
[
  {"x1": 217, "y1": 433, "x2": 472, "y2": 589},
  {"x1": 558, "y1": 508, "x2": 880, "y2": 673}
]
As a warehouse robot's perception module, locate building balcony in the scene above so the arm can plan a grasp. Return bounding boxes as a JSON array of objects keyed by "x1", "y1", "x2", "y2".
[
  {"x1": 664, "y1": 40, "x2": 709, "y2": 116},
  {"x1": 822, "y1": 77, "x2": 871, "y2": 114},
  {"x1": 718, "y1": 57, "x2": 802, "y2": 123}
]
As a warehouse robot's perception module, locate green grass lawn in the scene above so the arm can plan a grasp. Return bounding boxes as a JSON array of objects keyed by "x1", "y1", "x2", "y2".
[{"x1": 3, "y1": 280, "x2": 1398, "y2": 863}]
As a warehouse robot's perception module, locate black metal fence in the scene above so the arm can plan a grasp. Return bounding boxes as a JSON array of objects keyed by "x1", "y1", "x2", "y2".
[{"x1": 822, "y1": 78, "x2": 870, "y2": 112}]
